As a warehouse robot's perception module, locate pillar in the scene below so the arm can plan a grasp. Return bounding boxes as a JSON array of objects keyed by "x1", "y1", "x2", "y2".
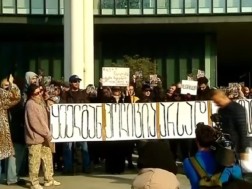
[
  {"x1": 64, "y1": 0, "x2": 94, "y2": 88},
  {"x1": 83, "y1": 0, "x2": 94, "y2": 87},
  {"x1": 205, "y1": 35, "x2": 217, "y2": 87}
]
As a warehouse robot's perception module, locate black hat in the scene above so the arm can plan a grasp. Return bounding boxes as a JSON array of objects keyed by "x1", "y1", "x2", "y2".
[
  {"x1": 142, "y1": 83, "x2": 152, "y2": 91},
  {"x1": 197, "y1": 76, "x2": 208, "y2": 85},
  {"x1": 111, "y1": 86, "x2": 121, "y2": 92},
  {"x1": 69, "y1": 75, "x2": 82, "y2": 83}
]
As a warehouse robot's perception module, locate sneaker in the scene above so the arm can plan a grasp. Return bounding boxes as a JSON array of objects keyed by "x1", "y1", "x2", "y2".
[
  {"x1": 7, "y1": 179, "x2": 27, "y2": 186},
  {"x1": 30, "y1": 184, "x2": 43, "y2": 189},
  {"x1": 44, "y1": 180, "x2": 61, "y2": 187}
]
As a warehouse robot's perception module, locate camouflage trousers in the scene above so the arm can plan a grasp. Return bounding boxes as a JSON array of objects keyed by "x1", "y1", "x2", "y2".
[{"x1": 28, "y1": 143, "x2": 54, "y2": 186}]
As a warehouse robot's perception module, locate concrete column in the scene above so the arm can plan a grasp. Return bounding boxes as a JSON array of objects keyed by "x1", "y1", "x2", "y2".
[
  {"x1": 63, "y1": 0, "x2": 71, "y2": 82},
  {"x1": 83, "y1": 0, "x2": 94, "y2": 87},
  {"x1": 64, "y1": 0, "x2": 94, "y2": 88},
  {"x1": 205, "y1": 35, "x2": 211, "y2": 86}
]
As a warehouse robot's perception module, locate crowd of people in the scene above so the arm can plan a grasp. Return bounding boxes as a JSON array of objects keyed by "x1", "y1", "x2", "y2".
[{"x1": 0, "y1": 70, "x2": 252, "y2": 189}]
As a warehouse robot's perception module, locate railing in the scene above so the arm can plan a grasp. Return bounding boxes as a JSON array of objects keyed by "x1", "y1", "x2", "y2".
[{"x1": 0, "y1": 0, "x2": 252, "y2": 15}]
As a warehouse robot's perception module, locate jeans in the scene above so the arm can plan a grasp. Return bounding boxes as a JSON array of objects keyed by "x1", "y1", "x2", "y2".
[
  {"x1": 0, "y1": 160, "x2": 2, "y2": 181},
  {"x1": 5, "y1": 143, "x2": 26, "y2": 184},
  {"x1": 63, "y1": 142, "x2": 90, "y2": 172}
]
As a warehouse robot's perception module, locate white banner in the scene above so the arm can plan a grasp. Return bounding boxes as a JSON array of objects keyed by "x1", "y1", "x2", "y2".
[
  {"x1": 50, "y1": 100, "x2": 252, "y2": 142},
  {"x1": 102, "y1": 67, "x2": 130, "y2": 86}
]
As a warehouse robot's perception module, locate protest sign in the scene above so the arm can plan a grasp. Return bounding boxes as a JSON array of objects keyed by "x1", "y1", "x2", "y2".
[
  {"x1": 102, "y1": 67, "x2": 130, "y2": 86},
  {"x1": 197, "y1": 69, "x2": 205, "y2": 79},
  {"x1": 181, "y1": 80, "x2": 198, "y2": 95}
]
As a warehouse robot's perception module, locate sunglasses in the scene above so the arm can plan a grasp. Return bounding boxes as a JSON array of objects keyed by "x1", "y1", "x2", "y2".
[
  {"x1": 71, "y1": 80, "x2": 80, "y2": 83},
  {"x1": 33, "y1": 92, "x2": 40, "y2": 96}
]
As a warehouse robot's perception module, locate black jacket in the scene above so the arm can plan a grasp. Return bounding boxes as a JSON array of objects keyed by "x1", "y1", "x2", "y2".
[
  {"x1": 137, "y1": 139, "x2": 177, "y2": 174},
  {"x1": 61, "y1": 89, "x2": 90, "y2": 103},
  {"x1": 218, "y1": 101, "x2": 250, "y2": 153}
]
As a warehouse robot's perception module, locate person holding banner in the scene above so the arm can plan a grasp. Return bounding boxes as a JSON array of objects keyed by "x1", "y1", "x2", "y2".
[
  {"x1": 138, "y1": 83, "x2": 153, "y2": 102},
  {"x1": 60, "y1": 75, "x2": 91, "y2": 175},
  {"x1": 103, "y1": 86, "x2": 128, "y2": 174},
  {"x1": 211, "y1": 89, "x2": 252, "y2": 180}
]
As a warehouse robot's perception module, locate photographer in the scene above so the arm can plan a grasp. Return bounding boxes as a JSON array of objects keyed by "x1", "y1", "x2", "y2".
[
  {"x1": 183, "y1": 123, "x2": 242, "y2": 189},
  {"x1": 211, "y1": 90, "x2": 252, "y2": 175}
]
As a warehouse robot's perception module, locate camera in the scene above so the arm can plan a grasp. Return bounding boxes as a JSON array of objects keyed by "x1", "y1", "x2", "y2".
[{"x1": 210, "y1": 113, "x2": 237, "y2": 166}]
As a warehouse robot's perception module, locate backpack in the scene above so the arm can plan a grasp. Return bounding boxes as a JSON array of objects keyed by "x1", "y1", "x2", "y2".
[{"x1": 190, "y1": 157, "x2": 222, "y2": 189}]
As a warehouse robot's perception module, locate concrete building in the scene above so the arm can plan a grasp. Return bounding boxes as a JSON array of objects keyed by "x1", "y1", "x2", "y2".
[{"x1": 0, "y1": 0, "x2": 252, "y2": 88}]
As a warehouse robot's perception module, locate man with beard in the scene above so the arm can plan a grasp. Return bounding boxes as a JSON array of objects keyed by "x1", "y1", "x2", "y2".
[{"x1": 196, "y1": 76, "x2": 212, "y2": 100}]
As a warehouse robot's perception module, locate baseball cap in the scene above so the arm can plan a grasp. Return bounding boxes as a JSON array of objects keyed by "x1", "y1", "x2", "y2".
[{"x1": 69, "y1": 75, "x2": 82, "y2": 83}]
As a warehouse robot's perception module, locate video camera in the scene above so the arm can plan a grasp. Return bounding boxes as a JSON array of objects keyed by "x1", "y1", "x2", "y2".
[{"x1": 210, "y1": 113, "x2": 237, "y2": 167}]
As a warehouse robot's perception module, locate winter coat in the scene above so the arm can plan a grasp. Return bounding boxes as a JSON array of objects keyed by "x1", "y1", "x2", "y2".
[{"x1": 0, "y1": 84, "x2": 21, "y2": 160}]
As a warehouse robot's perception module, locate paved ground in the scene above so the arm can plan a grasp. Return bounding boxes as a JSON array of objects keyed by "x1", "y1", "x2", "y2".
[{"x1": 0, "y1": 170, "x2": 190, "y2": 189}]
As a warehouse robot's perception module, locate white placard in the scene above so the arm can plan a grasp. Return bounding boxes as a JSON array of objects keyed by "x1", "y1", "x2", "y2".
[
  {"x1": 102, "y1": 67, "x2": 130, "y2": 86},
  {"x1": 197, "y1": 69, "x2": 205, "y2": 78},
  {"x1": 181, "y1": 80, "x2": 198, "y2": 95}
]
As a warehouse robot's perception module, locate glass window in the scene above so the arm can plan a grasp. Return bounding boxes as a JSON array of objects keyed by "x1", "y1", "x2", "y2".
[
  {"x1": 213, "y1": 0, "x2": 225, "y2": 13},
  {"x1": 185, "y1": 0, "x2": 197, "y2": 13},
  {"x1": 3, "y1": 0, "x2": 14, "y2": 7},
  {"x1": 46, "y1": 0, "x2": 58, "y2": 15},
  {"x1": 115, "y1": 0, "x2": 127, "y2": 15},
  {"x1": 185, "y1": 0, "x2": 197, "y2": 8},
  {"x1": 227, "y1": 0, "x2": 239, "y2": 7},
  {"x1": 60, "y1": 0, "x2": 64, "y2": 14},
  {"x1": 157, "y1": 0, "x2": 169, "y2": 14},
  {"x1": 227, "y1": 0, "x2": 240, "y2": 12},
  {"x1": 143, "y1": 0, "x2": 155, "y2": 8},
  {"x1": 129, "y1": 0, "x2": 140, "y2": 9},
  {"x1": 31, "y1": 0, "x2": 44, "y2": 14},
  {"x1": 242, "y1": 0, "x2": 252, "y2": 12},
  {"x1": 17, "y1": 0, "x2": 30, "y2": 14},
  {"x1": 157, "y1": 0, "x2": 168, "y2": 9},
  {"x1": 101, "y1": 0, "x2": 114, "y2": 15},
  {"x1": 3, "y1": 0, "x2": 15, "y2": 14},
  {"x1": 143, "y1": 0, "x2": 155, "y2": 14},
  {"x1": 116, "y1": 0, "x2": 127, "y2": 8},
  {"x1": 242, "y1": 0, "x2": 252, "y2": 7},
  {"x1": 171, "y1": 0, "x2": 183, "y2": 14},
  {"x1": 199, "y1": 0, "x2": 212, "y2": 13},
  {"x1": 129, "y1": 0, "x2": 141, "y2": 15},
  {"x1": 101, "y1": 0, "x2": 114, "y2": 9}
]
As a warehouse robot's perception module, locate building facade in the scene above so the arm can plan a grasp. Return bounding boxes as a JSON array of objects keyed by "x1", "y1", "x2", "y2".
[{"x1": 0, "y1": 0, "x2": 252, "y2": 88}]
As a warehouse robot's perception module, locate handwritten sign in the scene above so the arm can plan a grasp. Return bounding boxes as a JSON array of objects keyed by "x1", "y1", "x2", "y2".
[
  {"x1": 102, "y1": 67, "x2": 130, "y2": 86},
  {"x1": 181, "y1": 80, "x2": 198, "y2": 95}
]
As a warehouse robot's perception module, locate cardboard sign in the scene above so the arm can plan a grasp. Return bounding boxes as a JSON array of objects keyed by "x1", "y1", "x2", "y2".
[
  {"x1": 181, "y1": 80, "x2": 198, "y2": 95},
  {"x1": 150, "y1": 74, "x2": 158, "y2": 87},
  {"x1": 102, "y1": 67, "x2": 130, "y2": 86},
  {"x1": 197, "y1": 69, "x2": 205, "y2": 79}
]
